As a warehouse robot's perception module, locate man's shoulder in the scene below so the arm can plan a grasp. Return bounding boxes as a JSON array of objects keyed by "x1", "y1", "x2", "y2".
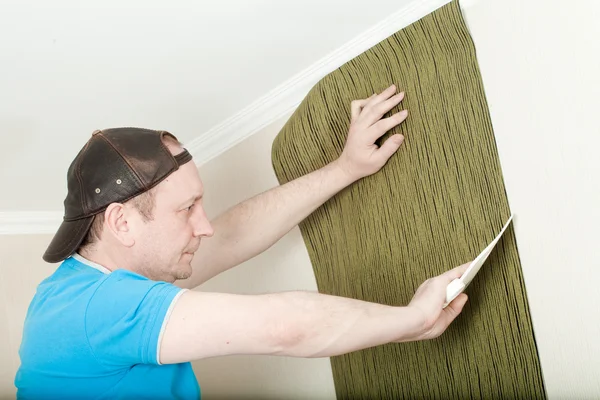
[
  {"x1": 82, "y1": 266, "x2": 185, "y2": 367},
  {"x1": 89, "y1": 267, "x2": 181, "y2": 303},
  {"x1": 18, "y1": 258, "x2": 111, "y2": 376},
  {"x1": 32, "y1": 257, "x2": 109, "y2": 307},
  {"x1": 16, "y1": 259, "x2": 197, "y2": 399},
  {"x1": 36, "y1": 255, "x2": 181, "y2": 316},
  {"x1": 38, "y1": 256, "x2": 168, "y2": 299},
  {"x1": 39, "y1": 256, "x2": 109, "y2": 286}
]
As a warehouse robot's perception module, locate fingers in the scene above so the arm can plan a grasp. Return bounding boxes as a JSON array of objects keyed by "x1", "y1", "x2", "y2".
[
  {"x1": 369, "y1": 109, "x2": 408, "y2": 142},
  {"x1": 369, "y1": 84, "x2": 399, "y2": 108},
  {"x1": 441, "y1": 262, "x2": 472, "y2": 282},
  {"x1": 360, "y1": 91, "x2": 406, "y2": 129},
  {"x1": 449, "y1": 293, "x2": 468, "y2": 310},
  {"x1": 350, "y1": 94, "x2": 377, "y2": 123},
  {"x1": 378, "y1": 91, "x2": 405, "y2": 115},
  {"x1": 350, "y1": 99, "x2": 368, "y2": 123},
  {"x1": 439, "y1": 293, "x2": 468, "y2": 329},
  {"x1": 374, "y1": 134, "x2": 404, "y2": 166},
  {"x1": 351, "y1": 85, "x2": 405, "y2": 128}
]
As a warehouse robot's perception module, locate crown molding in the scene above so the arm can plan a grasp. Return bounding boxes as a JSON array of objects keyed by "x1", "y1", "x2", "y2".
[
  {"x1": 0, "y1": 212, "x2": 63, "y2": 235},
  {"x1": 186, "y1": 0, "x2": 464, "y2": 166},
  {"x1": 1, "y1": 0, "x2": 479, "y2": 235}
]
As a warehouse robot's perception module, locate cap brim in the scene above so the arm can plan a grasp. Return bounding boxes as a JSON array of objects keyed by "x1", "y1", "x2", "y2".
[{"x1": 43, "y1": 216, "x2": 94, "y2": 263}]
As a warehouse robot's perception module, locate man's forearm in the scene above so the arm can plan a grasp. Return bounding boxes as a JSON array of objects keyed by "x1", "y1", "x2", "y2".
[
  {"x1": 216, "y1": 160, "x2": 355, "y2": 255},
  {"x1": 184, "y1": 160, "x2": 357, "y2": 287},
  {"x1": 271, "y1": 291, "x2": 424, "y2": 358}
]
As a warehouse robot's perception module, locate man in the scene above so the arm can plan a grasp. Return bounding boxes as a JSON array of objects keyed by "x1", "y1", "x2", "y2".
[{"x1": 15, "y1": 85, "x2": 469, "y2": 399}]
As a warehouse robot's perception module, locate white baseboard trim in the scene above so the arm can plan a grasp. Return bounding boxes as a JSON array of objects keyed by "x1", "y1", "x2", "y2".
[{"x1": 1, "y1": 0, "x2": 479, "y2": 236}]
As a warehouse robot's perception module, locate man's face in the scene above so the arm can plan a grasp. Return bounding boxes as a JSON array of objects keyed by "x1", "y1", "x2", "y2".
[{"x1": 129, "y1": 160, "x2": 214, "y2": 282}]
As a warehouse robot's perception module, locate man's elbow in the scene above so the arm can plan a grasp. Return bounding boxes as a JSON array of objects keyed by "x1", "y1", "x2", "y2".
[
  {"x1": 265, "y1": 319, "x2": 308, "y2": 355},
  {"x1": 262, "y1": 293, "x2": 319, "y2": 357}
]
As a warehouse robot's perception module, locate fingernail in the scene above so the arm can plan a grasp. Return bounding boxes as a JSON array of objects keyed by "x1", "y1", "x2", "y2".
[{"x1": 400, "y1": 110, "x2": 408, "y2": 116}]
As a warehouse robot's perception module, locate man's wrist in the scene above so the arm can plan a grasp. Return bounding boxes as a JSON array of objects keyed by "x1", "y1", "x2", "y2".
[
  {"x1": 330, "y1": 156, "x2": 361, "y2": 185},
  {"x1": 392, "y1": 305, "x2": 428, "y2": 343}
]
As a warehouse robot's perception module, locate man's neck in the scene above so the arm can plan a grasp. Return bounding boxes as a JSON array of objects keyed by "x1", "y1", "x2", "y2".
[
  {"x1": 78, "y1": 246, "x2": 119, "y2": 273},
  {"x1": 72, "y1": 253, "x2": 112, "y2": 274}
]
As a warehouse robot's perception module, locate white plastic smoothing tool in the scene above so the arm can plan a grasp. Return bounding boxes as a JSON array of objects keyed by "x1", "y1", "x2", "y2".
[{"x1": 443, "y1": 214, "x2": 514, "y2": 308}]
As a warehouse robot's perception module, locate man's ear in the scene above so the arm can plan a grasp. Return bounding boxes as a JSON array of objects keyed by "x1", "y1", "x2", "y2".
[{"x1": 103, "y1": 203, "x2": 135, "y2": 247}]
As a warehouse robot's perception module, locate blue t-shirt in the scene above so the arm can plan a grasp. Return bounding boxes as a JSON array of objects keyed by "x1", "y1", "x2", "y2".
[{"x1": 15, "y1": 254, "x2": 200, "y2": 399}]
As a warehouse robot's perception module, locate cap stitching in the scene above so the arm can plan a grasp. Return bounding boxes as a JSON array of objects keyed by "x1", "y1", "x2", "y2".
[
  {"x1": 77, "y1": 140, "x2": 92, "y2": 215},
  {"x1": 158, "y1": 131, "x2": 181, "y2": 169},
  {"x1": 96, "y1": 133, "x2": 146, "y2": 189}
]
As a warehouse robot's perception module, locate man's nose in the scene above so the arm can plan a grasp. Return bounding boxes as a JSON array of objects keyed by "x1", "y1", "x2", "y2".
[{"x1": 192, "y1": 208, "x2": 214, "y2": 238}]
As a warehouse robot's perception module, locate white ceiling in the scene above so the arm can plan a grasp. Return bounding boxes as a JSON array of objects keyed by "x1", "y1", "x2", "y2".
[{"x1": 0, "y1": 0, "x2": 417, "y2": 211}]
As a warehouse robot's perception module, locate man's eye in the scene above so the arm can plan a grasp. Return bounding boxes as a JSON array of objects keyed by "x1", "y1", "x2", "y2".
[{"x1": 186, "y1": 205, "x2": 194, "y2": 211}]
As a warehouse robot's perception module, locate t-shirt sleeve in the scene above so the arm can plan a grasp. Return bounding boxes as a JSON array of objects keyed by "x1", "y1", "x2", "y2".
[{"x1": 84, "y1": 270, "x2": 186, "y2": 367}]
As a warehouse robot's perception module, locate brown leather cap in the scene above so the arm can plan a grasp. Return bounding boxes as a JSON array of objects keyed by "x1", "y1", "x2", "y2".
[{"x1": 43, "y1": 127, "x2": 193, "y2": 263}]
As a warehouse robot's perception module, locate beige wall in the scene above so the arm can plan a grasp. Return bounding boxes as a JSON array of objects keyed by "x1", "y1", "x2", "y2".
[{"x1": 0, "y1": 234, "x2": 55, "y2": 398}]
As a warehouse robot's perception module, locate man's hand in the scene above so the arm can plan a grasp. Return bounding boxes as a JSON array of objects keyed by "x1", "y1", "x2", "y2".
[
  {"x1": 335, "y1": 84, "x2": 408, "y2": 182},
  {"x1": 403, "y1": 262, "x2": 471, "y2": 342}
]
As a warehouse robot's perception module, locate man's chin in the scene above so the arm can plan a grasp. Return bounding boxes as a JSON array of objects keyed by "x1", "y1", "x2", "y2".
[{"x1": 174, "y1": 261, "x2": 193, "y2": 281}]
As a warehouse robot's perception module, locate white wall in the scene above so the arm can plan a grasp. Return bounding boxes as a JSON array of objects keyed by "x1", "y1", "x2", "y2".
[
  {"x1": 462, "y1": 0, "x2": 600, "y2": 398},
  {"x1": 0, "y1": 0, "x2": 415, "y2": 212}
]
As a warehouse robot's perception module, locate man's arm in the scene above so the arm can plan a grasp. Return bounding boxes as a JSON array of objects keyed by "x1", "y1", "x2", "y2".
[
  {"x1": 160, "y1": 263, "x2": 470, "y2": 364},
  {"x1": 178, "y1": 85, "x2": 408, "y2": 288}
]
